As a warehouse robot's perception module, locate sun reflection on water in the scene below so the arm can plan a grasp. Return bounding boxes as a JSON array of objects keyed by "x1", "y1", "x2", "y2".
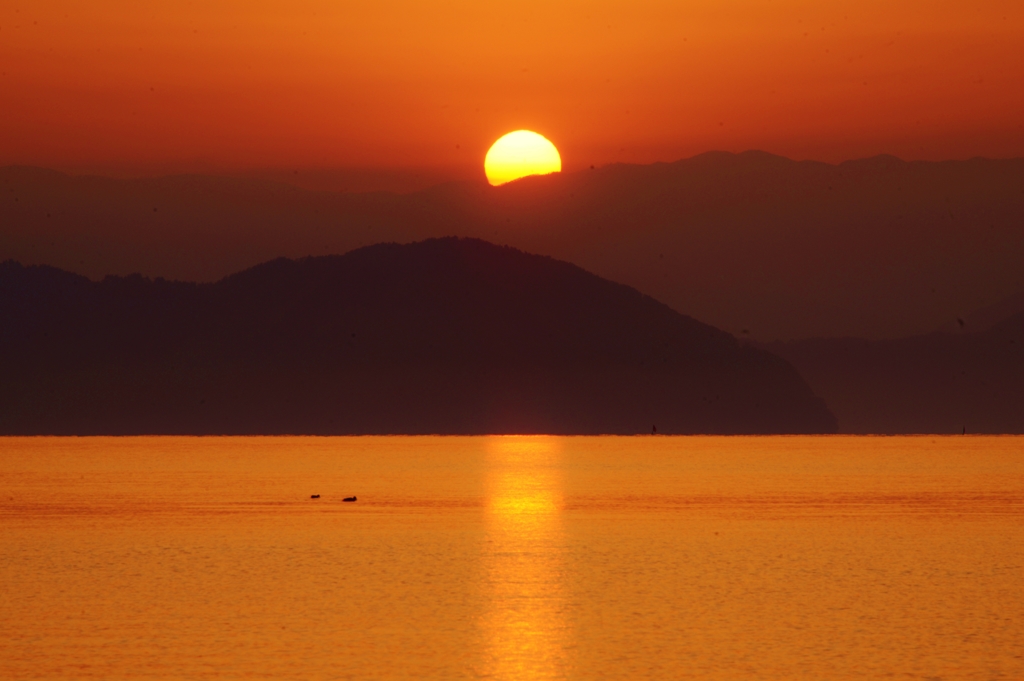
[{"x1": 480, "y1": 436, "x2": 569, "y2": 680}]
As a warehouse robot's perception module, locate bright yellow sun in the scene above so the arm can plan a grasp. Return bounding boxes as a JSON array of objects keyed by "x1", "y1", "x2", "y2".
[{"x1": 484, "y1": 130, "x2": 561, "y2": 186}]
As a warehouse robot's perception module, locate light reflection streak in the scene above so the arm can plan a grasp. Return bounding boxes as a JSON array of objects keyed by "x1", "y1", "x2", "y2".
[{"x1": 480, "y1": 436, "x2": 569, "y2": 680}]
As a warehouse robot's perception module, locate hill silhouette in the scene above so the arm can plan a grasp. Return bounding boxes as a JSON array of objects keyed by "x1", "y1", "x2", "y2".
[
  {"x1": 764, "y1": 312, "x2": 1024, "y2": 433},
  {"x1": 0, "y1": 238, "x2": 836, "y2": 435},
  {"x1": 3, "y1": 152, "x2": 1023, "y2": 340}
]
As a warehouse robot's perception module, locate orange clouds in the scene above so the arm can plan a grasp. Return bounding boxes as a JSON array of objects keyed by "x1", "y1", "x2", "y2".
[{"x1": 1, "y1": 0, "x2": 1022, "y2": 176}]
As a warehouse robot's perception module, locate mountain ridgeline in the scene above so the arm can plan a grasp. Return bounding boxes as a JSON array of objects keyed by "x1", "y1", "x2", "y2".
[
  {"x1": 0, "y1": 238, "x2": 836, "y2": 435},
  {"x1": 3, "y1": 152, "x2": 1023, "y2": 340},
  {"x1": 764, "y1": 313, "x2": 1024, "y2": 434}
]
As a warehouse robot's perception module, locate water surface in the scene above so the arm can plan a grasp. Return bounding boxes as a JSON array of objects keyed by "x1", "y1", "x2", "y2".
[{"x1": 2, "y1": 436, "x2": 1022, "y2": 679}]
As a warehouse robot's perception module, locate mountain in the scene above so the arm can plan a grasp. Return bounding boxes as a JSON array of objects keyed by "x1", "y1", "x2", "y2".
[
  {"x1": 764, "y1": 312, "x2": 1024, "y2": 433},
  {"x1": 3, "y1": 151, "x2": 1023, "y2": 341},
  {"x1": 0, "y1": 238, "x2": 837, "y2": 435}
]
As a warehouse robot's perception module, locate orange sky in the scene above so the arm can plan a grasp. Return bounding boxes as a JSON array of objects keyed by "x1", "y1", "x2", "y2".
[{"x1": 2, "y1": 0, "x2": 1023, "y2": 179}]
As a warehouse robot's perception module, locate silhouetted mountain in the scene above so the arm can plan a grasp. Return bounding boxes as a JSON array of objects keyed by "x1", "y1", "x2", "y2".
[
  {"x1": 0, "y1": 238, "x2": 836, "y2": 435},
  {"x1": 764, "y1": 313, "x2": 1024, "y2": 433},
  {"x1": 4, "y1": 151, "x2": 1023, "y2": 341}
]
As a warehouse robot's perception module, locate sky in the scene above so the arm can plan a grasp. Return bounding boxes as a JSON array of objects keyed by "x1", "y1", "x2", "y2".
[{"x1": 2, "y1": 0, "x2": 1023, "y2": 180}]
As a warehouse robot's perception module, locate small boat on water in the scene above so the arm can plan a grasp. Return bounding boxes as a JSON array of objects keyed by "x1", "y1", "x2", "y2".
[
  {"x1": 310, "y1": 494, "x2": 320, "y2": 499},
  {"x1": 343, "y1": 496, "x2": 357, "y2": 502}
]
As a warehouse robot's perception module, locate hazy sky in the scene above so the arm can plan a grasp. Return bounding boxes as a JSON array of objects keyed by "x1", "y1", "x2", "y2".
[{"x1": 2, "y1": 0, "x2": 1022, "y2": 176}]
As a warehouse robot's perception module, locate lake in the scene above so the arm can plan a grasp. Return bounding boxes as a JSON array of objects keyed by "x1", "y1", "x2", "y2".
[{"x1": 1, "y1": 436, "x2": 1022, "y2": 680}]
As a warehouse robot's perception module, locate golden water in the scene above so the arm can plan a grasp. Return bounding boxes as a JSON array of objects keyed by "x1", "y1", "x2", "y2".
[{"x1": 1, "y1": 436, "x2": 1022, "y2": 679}]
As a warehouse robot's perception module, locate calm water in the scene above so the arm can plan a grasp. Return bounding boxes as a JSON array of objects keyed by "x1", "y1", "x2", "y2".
[{"x1": 1, "y1": 436, "x2": 1022, "y2": 680}]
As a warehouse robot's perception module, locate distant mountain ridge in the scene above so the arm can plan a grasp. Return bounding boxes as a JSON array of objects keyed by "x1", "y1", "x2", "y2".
[
  {"x1": 4, "y1": 151, "x2": 1023, "y2": 340},
  {"x1": 0, "y1": 238, "x2": 837, "y2": 435},
  {"x1": 764, "y1": 311, "x2": 1024, "y2": 433}
]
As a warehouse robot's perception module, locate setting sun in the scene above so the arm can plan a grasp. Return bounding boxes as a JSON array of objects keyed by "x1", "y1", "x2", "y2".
[{"x1": 484, "y1": 131, "x2": 561, "y2": 186}]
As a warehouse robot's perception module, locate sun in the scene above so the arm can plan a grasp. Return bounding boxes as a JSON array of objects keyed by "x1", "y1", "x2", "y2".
[{"x1": 484, "y1": 130, "x2": 561, "y2": 186}]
